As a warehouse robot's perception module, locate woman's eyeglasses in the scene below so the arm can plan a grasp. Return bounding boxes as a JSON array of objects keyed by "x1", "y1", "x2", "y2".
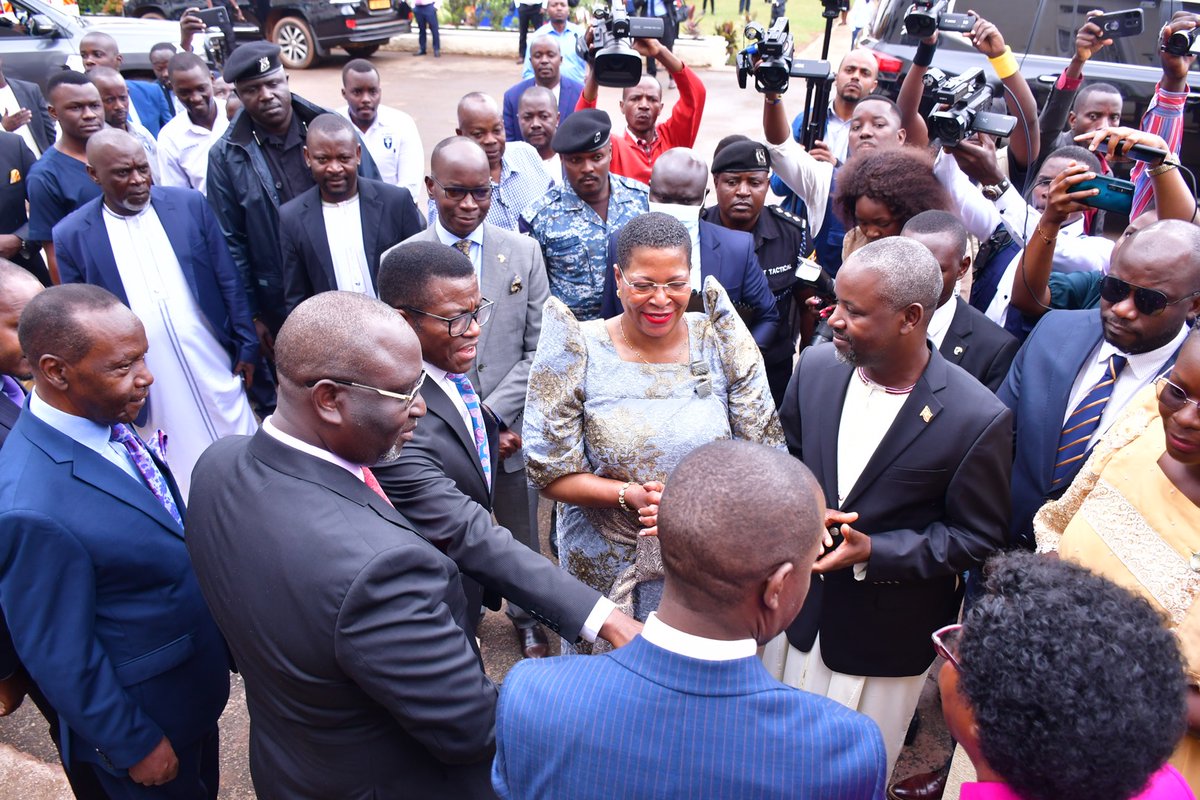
[
  {"x1": 931, "y1": 623, "x2": 964, "y2": 672},
  {"x1": 618, "y1": 267, "x2": 692, "y2": 299},
  {"x1": 306, "y1": 370, "x2": 427, "y2": 410},
  {"x1": 1156, "y1": 376, "x2": 1200, "y2": 415},
  {"x1": 402, "y1": 299, "x2": 495, "y2": 337},
  {"x1": 1099, "y1": 275, "x2": 1200, "y2": 317}
]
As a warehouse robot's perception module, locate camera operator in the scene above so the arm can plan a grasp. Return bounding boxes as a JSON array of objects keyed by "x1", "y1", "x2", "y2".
[{"x1": 576, "y1": 35, "x2": 705, "y2": 184}]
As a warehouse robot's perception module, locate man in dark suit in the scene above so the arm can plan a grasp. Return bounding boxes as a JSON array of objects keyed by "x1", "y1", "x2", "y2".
[
  {"x1": 0, "y1": 284, "x2": 229, "y2": 797},
  {"x1": 0, "y1": 131, "x2": 48, "y2": 284},
  {"x1": 502, "y1": 36, "x2": 583, "y2": 142},
  {"x1": 494, "y1": 440, "x2": 888, "y2": 799},
  {"x1": 78, "y1": 32, "x2": 173, "y2": 137},
  {"x1": 599, "y1": 147, "x2": 779, "y2": 347},
  {"x1": 0, "y1": 59, "x2": 54, "y2": 156},
  {"x1": 1000, "y1": 219, "x2": 1200, "y2": 549},
  {"x1": 386, "y1": 137, "x2": 554, "y2": 657},
  {"x1": 775, "y1": 236, "x2": 1011, "y2": 774},
  {"x1": 902, "y1": 211, "x2": 1018, "y2": 393},
  {"x1": 280, "y1": 113, "x2": 422, "y2": 315},
  {"x1": 185, "y1": 291, "x2": 638, "y2": 799}
]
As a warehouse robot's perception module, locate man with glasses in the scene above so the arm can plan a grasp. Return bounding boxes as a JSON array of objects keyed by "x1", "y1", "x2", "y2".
[
  {"x1": 279, "y1": 114, "x2": 422, "y2": 315},
  {"x1": 1001, "y1": 219, "x2": 1200, "y2": 550},
  {"x1": 389, "y1": 137, "x2": 554, "y2": 657}
]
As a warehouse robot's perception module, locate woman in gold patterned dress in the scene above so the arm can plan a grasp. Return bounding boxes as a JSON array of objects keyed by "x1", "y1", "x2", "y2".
[
  {"x1": 523, "y1": 214, "x2": 783, "y2": 651},
  {"x1": 1035, "y1": 326, "x2": 1200, "y2": 790}
]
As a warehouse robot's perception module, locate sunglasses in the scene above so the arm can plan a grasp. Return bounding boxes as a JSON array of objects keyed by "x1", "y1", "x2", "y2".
[
  {"x1": 931, "y1": 623, "x2": 963, "y2": 672},
  {"x1": 1099, "y1": 275, "x2": 1200, "y2": 317},
  {"x1": 431, "y1": 177, "x2": 491, "y2": 202}
]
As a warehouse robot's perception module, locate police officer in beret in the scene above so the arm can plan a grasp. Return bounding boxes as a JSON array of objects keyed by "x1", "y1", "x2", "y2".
[
  {"x1": 702, "y1": 135, "x2": 810, "y2": 405},
  {"x1": 522, "y1": 108, "x2": 648, "y2": 321},
  {"x1": 206, "y1": 42, "x2": 380, "y2": 359}
]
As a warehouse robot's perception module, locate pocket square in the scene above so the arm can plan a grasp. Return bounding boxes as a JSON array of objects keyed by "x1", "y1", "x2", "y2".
[{"x1": 510, "y1": 275, "x2": 523, "y2": 294}]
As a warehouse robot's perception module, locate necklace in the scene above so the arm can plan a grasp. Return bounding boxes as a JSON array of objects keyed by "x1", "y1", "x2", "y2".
[
  {"x1": 619, "y1": 317, "x2": 688, "y2": 365},
  {"x1": 857, "y1": 367, "x2": 917, "y2": 395}
]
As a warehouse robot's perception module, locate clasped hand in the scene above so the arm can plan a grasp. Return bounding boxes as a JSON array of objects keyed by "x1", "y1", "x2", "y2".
[
  {"x1": 813, "y1": 509, "x2": 871, "y2": 574},
  {"x1": 624, "y1": 480, "x2": 664, "y2": 537}
]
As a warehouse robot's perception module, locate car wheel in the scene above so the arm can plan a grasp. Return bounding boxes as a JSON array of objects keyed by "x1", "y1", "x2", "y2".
[
  {"x1": 343, "y1": 43, "x2": 381, "y2": 57},
  {"x1": 273, "y1": 16, "x2": 317, "y2": 69}
]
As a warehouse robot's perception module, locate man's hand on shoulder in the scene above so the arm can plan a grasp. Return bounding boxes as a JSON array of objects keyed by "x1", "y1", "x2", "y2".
[{"x1": 129, "y1": 736, "x2": 179, "y2": 787}]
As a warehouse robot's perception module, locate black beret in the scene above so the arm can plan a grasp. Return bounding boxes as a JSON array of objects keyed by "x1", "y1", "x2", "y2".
[
  {"x1": 552, "y1": 108, "x2": 611, "y2": 155},
  {"x1": 223, "y1": 42, "x2": 283, "y2": 83},
  {"x1": 711, "y1": 140, "x2": 772, "y2": 174}
]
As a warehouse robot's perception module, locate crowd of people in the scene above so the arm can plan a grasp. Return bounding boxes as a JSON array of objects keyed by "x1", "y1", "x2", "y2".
[{"x1": 0, "y1": 3, "x2": 1195, "y2": 799}]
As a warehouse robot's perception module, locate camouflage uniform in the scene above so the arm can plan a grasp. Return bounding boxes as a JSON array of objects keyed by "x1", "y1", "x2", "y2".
[{"x1": 522, "y1": 173, "x2": 649, "y2": 320}]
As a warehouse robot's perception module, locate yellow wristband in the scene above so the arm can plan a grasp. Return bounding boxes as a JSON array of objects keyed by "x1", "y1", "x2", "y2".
[{"x1": 989, "y1": 46, "x2": 1019, "y2": 80}]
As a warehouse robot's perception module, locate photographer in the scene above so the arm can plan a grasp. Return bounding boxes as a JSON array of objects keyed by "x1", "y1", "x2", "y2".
[{"x1": 576, "y1": 35, "x2": 705, "y2": 183}]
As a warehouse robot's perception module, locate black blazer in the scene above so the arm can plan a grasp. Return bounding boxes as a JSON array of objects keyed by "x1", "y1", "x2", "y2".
[
  {"x1": 938, "y1": 299, "x2": 1020, "y2": 393},
  {"x1": 372, "y1": 380, "x2": 600, "y2": 641},
  {"x1": 780, "y1": 344, "x2": 1012, "y2": 677},
  {"x1": 186, "y1": 431, "x2": 498, "y2": 799},
  {"x1": 279, "y1": 178, "x2": 422, "y2": 315},
  {"x1": 0, "y1": 132, "x2": 46, "y2": 283},
  {"x1": 7, "y1": 78, "x2": 53, "y2": 155}
]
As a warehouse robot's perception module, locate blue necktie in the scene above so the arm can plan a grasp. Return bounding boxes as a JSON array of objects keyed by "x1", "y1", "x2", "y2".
[
  {"x1": 1052, "y1": 354, "x2": 1127, "y2": 488},
  {"x1": 445, "y1": 372, "x2": 492, "y2": 489},
  {"x1": 110, "y1": 424, "x2": 184, "y2": 529}
]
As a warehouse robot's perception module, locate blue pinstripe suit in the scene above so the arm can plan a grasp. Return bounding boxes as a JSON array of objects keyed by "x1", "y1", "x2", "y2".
[{"x1": 493, "y1": 636, "x2": 887, "y2": 799}]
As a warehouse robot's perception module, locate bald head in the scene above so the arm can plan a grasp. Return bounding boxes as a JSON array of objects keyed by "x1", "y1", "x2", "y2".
[
  {"x1": 431, "y1": 135, "x2": 489, "y2": 175},
  {"x1": 86, "y1": 128, "x2": 152, "y2": 215},
  {"x1": 456, "y1": 92, "x2": 500, "y2": 127},
  {"x1": 0, "y1": 260, "x2": 44, "y2": 378},
  {"x1": 649, "y1": 147, "x2": 708, "y2": 206},
  {"x1": 621, "y1": 75, "x2": 661, "y2": 103},
  {"x1": 80, "y1": 32, "x2": 122, "y2": 70},
  {"x1": 276, "y1": 292, "x2": 411, "y2": 387},
  {"x1": 658, "y1": 441, "x2": 824, "y2": 637},
  {"x1": 86, "y1": 127, "x2": 144, "y2": 166},
  {"x1": 86, "y1": 66, "x2": 129, "y2": 128}
]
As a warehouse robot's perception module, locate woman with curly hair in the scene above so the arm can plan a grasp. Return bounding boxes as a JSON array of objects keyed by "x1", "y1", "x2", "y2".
[
  {"x1": 832, "y1": 147, "x2": 953, "y2": 260},
  {"x1": 938, "y1": 551, "x2": 1192, "y2": 799}
]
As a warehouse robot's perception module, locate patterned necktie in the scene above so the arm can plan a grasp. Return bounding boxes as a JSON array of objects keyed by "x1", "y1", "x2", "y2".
[
  {"x1": 361, "y1": 467, "x2": 394, "y2": 507},
  {"x1": 1052, "y1": 354, "x2": 1128, "y2": 488},
  {"x1": 454, "y1": 239, "x2": 472, "y2": 258},
  {"x1": 109, "y1": 423, "x2": 184, "y2": 528},
  {"x1": 445, "y1": 372, "x2": 492, "y2": 489}
]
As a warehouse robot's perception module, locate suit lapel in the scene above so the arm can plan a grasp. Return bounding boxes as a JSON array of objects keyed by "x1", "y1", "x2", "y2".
[
  {"x1": 424, "y1": 380, "x2": 488, "y2": 488},
  {"x1": 940, "y1": 300, "x2": 972, "y2": 364},
  {"x1": 812, "y1": 359, "x2": 853, "y2": 507},
  {"x1": 358, "y1": 181, "x2": 382, "y2": 289},
  {"x1": 81, "y1": 205, "x2": 131, "y2": 307},
  {"x1": 698, "y1": 222, "x2": 722, "y2": 284},
  {"x1": 477, "y1": 224, "x2": 508, "y2": 359},
  {"x1": 304, "y1": 193, "x2": 338, "y2": 292},
  {"x1": 840, "y1": 353, "x2": 946, "y2": 510}
]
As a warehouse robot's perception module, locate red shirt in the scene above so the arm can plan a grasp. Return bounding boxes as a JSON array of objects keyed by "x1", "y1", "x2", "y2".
[{"x1": 575, "y1": 65, "x2": 706, "y2": 184}]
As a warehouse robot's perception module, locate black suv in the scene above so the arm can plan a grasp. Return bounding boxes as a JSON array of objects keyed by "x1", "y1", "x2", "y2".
[
  {"x1": 861, "y1": 0, "x2": 1199, "y2": 180},
  {"x1": 123, "y1": 0, "x2": 411, "y2": 68}
]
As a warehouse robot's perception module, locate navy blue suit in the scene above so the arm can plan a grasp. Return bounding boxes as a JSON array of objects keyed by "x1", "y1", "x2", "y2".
[
  {"x1": 0, "y1": 408, "x2": 229, "y2": 792},
  {"x1": 493, "y1": 635, "x2": 887, "y2": 799},
  {"x1": 127, "y1": 80, "x2": 173, "y2": 138},
  {"x1": 502, "y1": 76, "x2": 584, "y2": 142},
  {"x1": 53, "y1": 186, "x2": 259, "y2": 369},
  {"x1": 999, "y1": 309, "x2": 1181, "y2": 549},
  {"x1": 600, "y1": 220, "x2": 781, "y2": 348}
]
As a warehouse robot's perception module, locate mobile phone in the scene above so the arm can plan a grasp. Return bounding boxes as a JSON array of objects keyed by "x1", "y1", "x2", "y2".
[
  {"x1": 1076, "y1": 175, "x2": 1134, "y2": 216},
  {"x1": 1089, "y1": 8, "x2": 1144, "y2": 39},
  {"x1": 195, "y1": 6, "x2": 231, "y2": 28},
  {"x1": 1091, "y1": 138, "x2": 1169, "y2": 164}
]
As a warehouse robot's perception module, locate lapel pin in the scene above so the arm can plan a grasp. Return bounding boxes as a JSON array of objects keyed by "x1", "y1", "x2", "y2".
[
  {"x1": 8, "y1": 168, "x2": 19, "y2": 184},
  {"x1": 1190, "y1": 553, "x2": 1200, "y2": 573},
  {"x1": 510, "y1": 275, "x2": 523, "y2": 294},
  {"x1": 953, "y1": 345, "x2": 964, "y2": 356},
  {"x1": 497, "y1": 253, "x2": 507, "y2": 264},
  {"x1": 920, "y1": 405, "x2": 933, "y2": 423}
]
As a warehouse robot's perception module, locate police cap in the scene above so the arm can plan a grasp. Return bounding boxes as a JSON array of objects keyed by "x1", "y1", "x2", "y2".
[
  {"x1": 223, "y1": 42, "x2": 284, "y2": 84},
  {"x1": 552, "y1": 108, "x2": 611, "y2": 155},
  {"x1": 712, "y1": 140, "x2": 772, "y2": 174}
]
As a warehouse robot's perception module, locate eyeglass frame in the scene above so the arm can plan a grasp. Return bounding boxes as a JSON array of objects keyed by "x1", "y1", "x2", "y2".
[
  {"x1": 1156, "y1": 375, "x2": 1200, "y2": 414},
  {"x1": 401, "y1": 297, "x2": 495, "y2": 337},
  {"x1": 931, "y1": 623, "x2": 964, "y2": 672},
  {"x1": 1098, "y1": 275, "x2": 1200, "y2": 317},
  {"x1": 617, "y1": 266, "x2": 693, "y2": 298},
  {"x1": 429, "y1": 176, "x2": 492, "y2": 202},
  {"x1": 305, "y1": 370, "x2": 427, "y2": 409}
]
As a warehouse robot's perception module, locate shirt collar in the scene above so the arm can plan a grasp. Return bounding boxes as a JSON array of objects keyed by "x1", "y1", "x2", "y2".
[
  {"x1": 434, "y1": 216, "x2": 484, "y2": 246},
  {"x1": 927, "y1": 294, "x2": 958, "y2": 341},
  {"x1": 28, "y1": 389, "x2": 114, "y2": 453},
  {"x1": 1097, "y1": 322, "x2": 1189, "y2": 380},
  {"x1": 322, "y1": 194, "x2": 360, "y2": 210},
  {"x1": 101, "y1": 200, "x2": 153, "y2": 223},
  {"x1": 261, "y1": 415, "x2": 365, "y2": 479},
  {"x1": 640, "y1": 612, "x2": 757, "y2": 661}
]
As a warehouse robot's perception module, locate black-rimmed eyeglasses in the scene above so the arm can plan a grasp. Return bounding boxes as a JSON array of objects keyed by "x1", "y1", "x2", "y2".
[{"x1": 402, "y1": 298, "x2": 494, "y2": 337}]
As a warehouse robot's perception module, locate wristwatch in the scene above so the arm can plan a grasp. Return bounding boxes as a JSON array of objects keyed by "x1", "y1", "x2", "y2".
[{"x1": 981, "y1": 178, "x2": 1011, "y2": 201}]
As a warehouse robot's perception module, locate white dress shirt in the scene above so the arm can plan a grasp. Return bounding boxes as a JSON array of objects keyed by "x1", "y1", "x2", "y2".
[
  {"x1": 337, "y1": 104, "x2": 425, "y2": 203},
  {"x1": 641, "y1": 612, "x2": 757, "y2": 661},
  {"x1": 156, "y1": 105, "x2": 229, "y2": 194},
  {"x1": 28, "y1": 389, "x2": 142, "y2": 483},
  {"x1": 322, "y1": 195, "x2": 375, "y2": 297},
  {"x1": 926, "y1": 295, "x2": 957, "y2": 350},
  {"x1": 434, "y1": 217, "x2": 485, "y2": 277},
  {"x1": 1064, "y1": 324, "x2": 1187, "y2": 448},
  {"x1": 0, "y1": 83, "x2": 40, "y2": 157}
]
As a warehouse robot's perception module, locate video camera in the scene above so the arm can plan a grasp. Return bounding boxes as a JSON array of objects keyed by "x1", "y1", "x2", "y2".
[
  {"x1": 581, "y1": 2, "x2": 664, "y2": 88},
  {"x1": 1163, "y1": 26, "x2": 1200, "y2": 57},
  {"x1": 903, "y1": 0, "x2": 974, "y2": 39},
  {"x1": 736, "y1": 19, "x2": 832, "y2": 96},
  {"x1": 924, "y1": 67, "x2": 1017, "y2": 145}
]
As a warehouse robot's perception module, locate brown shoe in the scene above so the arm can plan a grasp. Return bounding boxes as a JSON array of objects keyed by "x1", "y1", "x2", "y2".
[
  {"x1": 888, "y1": 770, "x2": 948, "y2": 800},
  {"x1": 516, "y1": 625, "x2": 549, "y2": 659}
]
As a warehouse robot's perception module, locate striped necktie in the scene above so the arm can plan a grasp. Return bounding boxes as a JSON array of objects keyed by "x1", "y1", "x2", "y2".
[
  {"x1": 445, "y1": 372, "x2": 492, "y2": 489},
  {"x1": 1052, "y1": 354, "x2": 1127, "y2": 488},
  {"x1": 110, "y1": 424, "x2": 184, "y2": 529}
]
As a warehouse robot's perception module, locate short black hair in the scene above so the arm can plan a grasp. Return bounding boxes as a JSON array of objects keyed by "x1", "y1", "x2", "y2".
[
  {"x1": 901, "y1": 210, "x2": 968, "y2": 261},
  {"x1": 616, "y1": 212, "x2": 691, "y2": 271},
  {"x1": 1074, "y1": 81, "x2": 1123, "y2": 111},
  {"x1": 150, "y1": 41, "x2": 176, "y2": 57},
  {"x1": 18, "y1": 284, "x2": 123, "y2": 366},
  {"x1": 306, "y1": 112, "x2": 357, "y2": 142},
  {"x1": 854, "y1": 93, "x2": 902, "y2": 122},
  {"x1": 1040, "y1": 144, "x2": 1104, "y2": 176},
  {"x1": 377, "y1": 241, "x2": 476, "y2": 311},
  {"x1": 47, "y1": 70, "x2": 93, "y2": 101},
  {"x1": 168, "y1": 51, "x2": 208, "y2": 78},
  {"x1": 960, "y1": 552, "x2": 1187, "y2": 800},
  {"x1": 341, "y1": 58, "x2": 378, "y2": 83}
]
